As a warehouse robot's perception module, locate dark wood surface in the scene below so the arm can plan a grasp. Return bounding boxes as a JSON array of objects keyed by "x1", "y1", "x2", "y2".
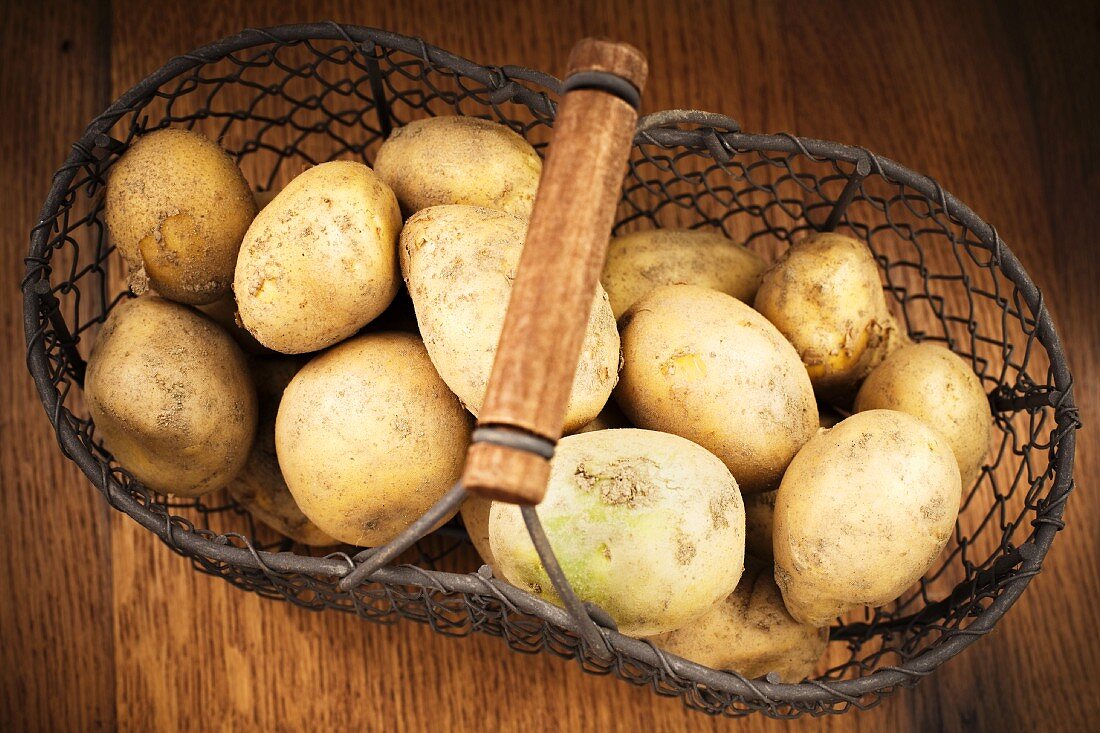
[{"x1": 1, "y1": 1, "x2": 1097, "y2": 731}]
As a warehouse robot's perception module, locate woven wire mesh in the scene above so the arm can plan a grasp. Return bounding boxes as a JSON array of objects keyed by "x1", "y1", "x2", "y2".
[{"x1": 21, "y1": 24, "x2": 1079, "y2": 718}]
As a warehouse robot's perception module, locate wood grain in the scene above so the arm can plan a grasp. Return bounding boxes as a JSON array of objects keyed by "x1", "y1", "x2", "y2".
[
  {"x1": 2, "y1": 1, "x2": 1097, "y2": 731},
  {"x1": 0, "y1": 2, "x2": 114, "y2": 732}
]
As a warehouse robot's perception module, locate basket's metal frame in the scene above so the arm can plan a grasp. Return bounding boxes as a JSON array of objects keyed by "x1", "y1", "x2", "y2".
[{"x1": 21, "y1": 22, "x2": 1079, "y2": 717}]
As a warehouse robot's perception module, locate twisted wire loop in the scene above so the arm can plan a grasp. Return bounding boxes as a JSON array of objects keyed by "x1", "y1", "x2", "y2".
[
  {"x1": 338, "y1": 480, "x2": 468, "y2": 591},
  {"x1": 20, "y1": 22, "x2": 1080, "y2": 718}
]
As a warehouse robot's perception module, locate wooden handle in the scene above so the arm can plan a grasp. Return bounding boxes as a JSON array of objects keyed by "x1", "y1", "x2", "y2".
[{"x1": 463, "y1": 39, "x2": 647, "y2": 504}]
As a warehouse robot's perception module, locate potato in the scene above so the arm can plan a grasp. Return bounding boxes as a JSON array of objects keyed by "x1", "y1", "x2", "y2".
[
  {"x1": 650, "y1": 558, "x2": 828, "y2": 681},
  {"x1": 753, "y1": 232, "x2": 902, "y2": 399},
  {"x1": 104, "y1": 128, "x2": 257, "y2": 305},
  {"x1": 488, "y1": 429, "x2": 745, "y2": 637},
  {"x1": 401, "y1": 205, "x2": 619, "y2": 432},
  {"x1": 616, "y1": 284, "x2": 818, "y2": 493},
  {"x1": 854, "y1": 342, "x2": 992, "y2": 486},
  {"x1": 374, "y1": 116, "x2": 542, "y2": 217},
  {"x1": 84, "y1": 296, "x2": 257, "y2": 497},
  {"x1": 773, "y1": 410, "x2": 962, "y2": 626},
  {"x1": 744, "y1": 490, "x2": 777, "y2": 560},
  {"x1": 601, "y1": 228, "x2": 767, "y2": 319},
  {"x1": 234, "y1": 161, "x2": 402, "y2": 354},
  {"x1": 460, "y1": 493, "x2": 495, "y2": 569},
  {"x1": 227, "y1": 357, "x2": 336, "y2": 546},
  {"x1": 276, "y1": 332, "x2": 471, "y2": 546}
]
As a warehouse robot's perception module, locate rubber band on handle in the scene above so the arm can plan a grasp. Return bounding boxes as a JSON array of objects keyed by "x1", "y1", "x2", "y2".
[
  {"x1": 471, "y1": 426, "x2": 556, "y2": 460},
  {"x1": 561, "y1": 70, "x2": 641, "y2": 110}
]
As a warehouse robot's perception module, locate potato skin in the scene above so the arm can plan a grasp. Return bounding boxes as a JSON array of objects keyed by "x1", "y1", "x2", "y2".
[
  {"x1": 854, "y1": 343, "x2": 992, "y2": 486},
  {"x1": 773, "y1": 410, "x2": 962, "y2": 626},
  {"x1": 616, "y1": 284, "x2": 818, "y2": 493},
  {"x1": 650, "y1": 559, "x2": 828, "y2": 682},
  {"x1": 84, "y1": 296, "x2": 257, "y2": 497},
  {"x1": 227, "y1": 357, "x2": 336, "y2": 546},
  {"x1": 104, "y1": 128, "x2": 257, "y2": 305},
  {"x1": 234, "y1": 161, "x2": 402, "y2": 354},
  {"x1": 374, "y1": 116, "x2": 542, "y2": 217},
  {"x1": 275, "y1": 332, "x2": 472, "y2": 546},
  {"x1": 753, "y1": 232, "x2": 901, "y2": 399},
  {"x1": 488, "y1": 429, "x2": 746, "y2": 637},
  {"x1": 401, "y1": 205, "x2": 620, "y2": 432},
  {"x1": 601, "y1": 228, "x2": 767, "y2": 319}
]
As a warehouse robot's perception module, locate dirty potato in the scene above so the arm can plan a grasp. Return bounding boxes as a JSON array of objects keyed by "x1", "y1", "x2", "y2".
[
  {"x1": 374, "y1": 116, "x2": 542, "y2": 217},
  {"x1": 601, "y1": 228, "x2": 767, "y2": 319},
  {"x1": 616, "y1": 284, "x2": 818, "y2": 493},
  {"x1": 773, "y1": 410, "x2": 962, "y2": 626},
  {"x1": 753, "y1": 232, "x2": 902, "y2": 400},
  {"x1": 84, "y1": 296, "x2": 257, "y2": 497},
  {"x1": 104, "y1": 128, "x2": 257, "y2": 304},
  {"x1": 854, "y1": 342, "x2": 992, "y2": 486},
  {"x1": 401, "y1": 205, "x2": 619, "y2": 432},
  {"x1": 650, "y1": 558, "x2": 828, "y2": 682},
  {"x1": 234, "y1": 161, "x2": 402, "y2": 353},
  {"x1": 488, "y1": 429, "x2": 746, "y2": 637},
  {"x1": 276, "y1": 332, "x2": 471, "y2": 546}
]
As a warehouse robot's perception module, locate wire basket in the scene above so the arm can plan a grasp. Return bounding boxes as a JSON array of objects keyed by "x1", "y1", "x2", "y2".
[{"x1": 22, "y1": 23, "x2": 1080, "y2": 718}]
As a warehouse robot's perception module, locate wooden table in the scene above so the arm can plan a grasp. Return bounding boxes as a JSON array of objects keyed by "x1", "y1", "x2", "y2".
[{"x1": 2, "y1": 1, "x2": 1097, "y2": 731}]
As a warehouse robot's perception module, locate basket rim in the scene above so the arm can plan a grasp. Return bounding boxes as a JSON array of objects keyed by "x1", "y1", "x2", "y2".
[{"x1": 20, "y1": 21, "x2": 1080, "y2": 711}]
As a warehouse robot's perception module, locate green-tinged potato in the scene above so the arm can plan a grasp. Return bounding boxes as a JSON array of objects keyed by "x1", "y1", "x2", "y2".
[
  {"x1": 774, "y1": 410, "x2": 962, "y2": 626},
  {"x1": 616, "y1": 284, "x2": 818, "y2": 493},
  {"x1": 84, "y1": 296, "x2": 257, "y2": 497},
  {"x1": 650, "y1": 558, "x2": 828, "y2": 681},
  {"x1": 374, "y1": 116, "x2": 542, "y2": 217},
  {"x1": 401, "y1": 205, "x2": 619, "y2": 432},
  {"x1": 753, "y1": 232, "x2": 902, "y2": 400},
  {"x1": 276, "y1": 332, "x2": 471, "y2": 546},
  {"x1": 854, "y1": 343, "x2": 992, "y2": 486},
  {"x1": 227, "y1": 357, "x2": 336, "y2": 546},
  {"x1": 571, "y1": 401, "x2": 633, "y2": 434},
  {"x1": 234, "y1": 161, "x2": 402, "y2": 354},
  {"x1": 460, "y1": 493, "x2": 495, "y2": 569},
  {"x1": 744, "y1": 490, "x2": 777, "y2": 560},
  {"x1": 104, "y1": 128, "x2": 257, "y2": 305},
  {"x1": 489, "y1": 429, "x2": 745, "y2": 637},
  {"x1": 601, "y1": 228, "x2": 767, "y2": 319},
  {"x1": 195, "y1": 292, "x2": 269, "y2": 355}
]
